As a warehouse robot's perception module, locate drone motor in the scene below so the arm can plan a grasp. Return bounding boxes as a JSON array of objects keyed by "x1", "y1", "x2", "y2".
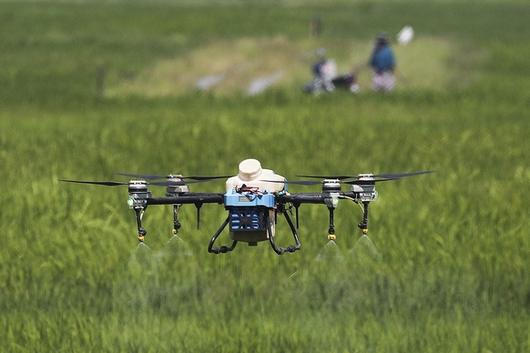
[
  {"x1": 350, "y1": 174, "x2": 378, "y2": 202},
  {"x1": 164, "y1": 175, "x2": 189, "y2": 196},
  {"x1": 127, "y1": 180, "x2": 151, "y2": 209},
  {"x1": 322, "y1": 179, "x2": 342, "y2": 192}
]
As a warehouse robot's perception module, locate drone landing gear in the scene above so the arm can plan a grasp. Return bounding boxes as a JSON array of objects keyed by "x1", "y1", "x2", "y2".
[
  {"x1": 134, "y1": 207, "x2": 147, "y2": 242},
  {"x1": 268, "y1": 210, "x2": 301, "y2": 255},
  {"x1": 208, "y1": 216, "x2": 238, "y2": 254},
  {"x1": 208, "y1": 210, "x2": 301, "y2": 255}
]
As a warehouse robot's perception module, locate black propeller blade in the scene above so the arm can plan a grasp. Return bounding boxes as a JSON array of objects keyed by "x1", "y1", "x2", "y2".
[
  {"x1": 261, "y1": 178, "x2": 394, "y2": 186},
  {"x1": 150, "y1": 179, "x2": 209, "y2": 186},
  {"x1": 115, "y1": 173, "x2": 166, "y2": 180},
  {"x1": 183, "y1": 175, "x2": 232, "y2": 180},
  {"x1": 372, "y1": 170, "x2": 433, "y2": 179},
  {"x1": 260, "y1": 179, "x2": 322, "y2": 185},
  {"x1": 116, "y1": 172, "x2": 231, "y2": 181},
  {"x1": 260, "y1": 178, "x2": 393, "y2": 186},
  {"x1": 297, "y1": 174, "x2": 358, "y2": 180},
  {"x1": 60, "y1": 178, "x2": 213, "y2": 187},
  {"x1": 262, "y1": 170, "x2": 433, "y2": 187},
  {"x1": 298, "y1": 170, "x2": 433, "y2": 180},
  {"x1": 59, "y1": 179, "x2": 129, "y2": 187},
  {"x1": 342, "y1": 178, "x2": 395, "y2": 184}
]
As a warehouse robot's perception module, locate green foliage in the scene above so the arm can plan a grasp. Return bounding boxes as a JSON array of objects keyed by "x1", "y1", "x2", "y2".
[{"x1": 0, "y1": 2, "x2": 529, "y2": 352}]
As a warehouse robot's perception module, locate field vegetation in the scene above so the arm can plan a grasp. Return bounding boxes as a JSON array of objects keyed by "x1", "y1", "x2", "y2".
[
  {"x1": 0, "y1": 1, "x2": 529, "y2": 352},
  {"x1": 108, "y1": 35, "x2": 457, "y2": 96}
]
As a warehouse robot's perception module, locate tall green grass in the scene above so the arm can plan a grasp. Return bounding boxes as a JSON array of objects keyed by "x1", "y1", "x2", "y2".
[{"x1": 1, "y1": 2, "x2": 529, "y2": 352}]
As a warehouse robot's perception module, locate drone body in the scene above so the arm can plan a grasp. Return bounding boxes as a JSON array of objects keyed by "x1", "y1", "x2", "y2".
[
  {"x1": 61, "y1": 158, "x2": 431, "y2": 255},
  {"x1": 224, "y1": 159, "x2": 284, "y2": 245}
]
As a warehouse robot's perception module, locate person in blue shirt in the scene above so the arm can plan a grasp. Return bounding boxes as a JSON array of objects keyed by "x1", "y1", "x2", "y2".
[{"x1": 369, "y1": 33, "x2": 396, "y2": 92}]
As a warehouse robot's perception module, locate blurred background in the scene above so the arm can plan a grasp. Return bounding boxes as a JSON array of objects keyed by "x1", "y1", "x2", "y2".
[{"x1": 0, "y1": 1, "x2": 528, "y2": 352}]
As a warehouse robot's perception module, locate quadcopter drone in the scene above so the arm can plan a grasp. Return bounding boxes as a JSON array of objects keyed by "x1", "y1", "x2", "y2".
[{"x1": 60, "y1": 159, "x2": 431, "y2": 255}]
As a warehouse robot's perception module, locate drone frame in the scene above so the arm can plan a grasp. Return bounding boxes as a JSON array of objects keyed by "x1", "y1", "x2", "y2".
[
  {"x1": 61, "y1": 169, "x2": 431, "y2": 255},
  {"x1": 129, "y1": 181, "x2": 373, "y2": 255}
]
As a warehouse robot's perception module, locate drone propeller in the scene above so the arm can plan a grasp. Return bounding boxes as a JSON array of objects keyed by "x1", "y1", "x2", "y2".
[
  {"x1": 182, "y1": 175, "x2": 232, "y2": 180},
  {"x1": 150, "y1": 179, "x2": 209, "y2": 186},
  {"x1": 260, "y1": 171, "x2": 432, "y2": 187},
  {"x1": 115, "y1": 173, "x2": 165, "y2": 180},
  {"x1": 116, "y1": 172, "x2": 231, "y2": 181},
  {"x1": 372, "y1": 170, "x2": 433, "y2": 179},
  {"x1": 59, "y1": 179, "x2": 129, "y2": 187},
  {"x1": 298, "y1": 170, "x2": 433, "y2": 180},
  {"x1": 297, "y1": 174, "x2": 359, "y2": 180},
  {"x1": 260, "y1": 179, "x2": 321, "y2": 185},
  {"x1": 260, "y1": 178, "x2": 395, "y2": 186},
  {"x1": 342, "y1": 177, "x2": 396, "y2": 184},
  {"x1": 59, "y1": 178, "x2": 212, "y2": 187}
]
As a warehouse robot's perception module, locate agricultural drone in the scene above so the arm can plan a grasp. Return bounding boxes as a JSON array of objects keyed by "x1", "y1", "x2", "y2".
[{"x1": 60, "y1": 159, "x2": 431, "y2": 255}]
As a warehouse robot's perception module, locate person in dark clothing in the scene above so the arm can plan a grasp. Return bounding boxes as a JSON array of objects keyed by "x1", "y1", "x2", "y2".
[{"x1": 369, "y1": 33, "x2": 396, "y2": 91}]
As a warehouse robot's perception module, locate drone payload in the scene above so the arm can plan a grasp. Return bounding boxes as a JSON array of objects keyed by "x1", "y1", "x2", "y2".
[{"x1": 60, "y1": 158, "x2": 432, "y2": 255}]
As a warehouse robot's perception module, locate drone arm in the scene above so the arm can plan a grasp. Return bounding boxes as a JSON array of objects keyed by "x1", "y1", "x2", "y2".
[
  {"x1": 277, "y1": 193, "x2": 326, "y2": 205},
  {"x1": 146, "y1": 193, "x2": 224, "y2": 206},
  {"x1": 278, "y1": 191, "x2": 363, "y2": 205},
  {"x1": 278, "y1": 192, "x2": 340, "y2": 241},
  {"x1": 279, "y1": 191, "x2": 371, "y2": 238}
]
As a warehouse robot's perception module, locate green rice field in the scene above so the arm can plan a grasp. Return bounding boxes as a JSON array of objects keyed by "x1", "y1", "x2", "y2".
[{"x1": 0, "y1": 1, "x2": 529, "y2": 352}]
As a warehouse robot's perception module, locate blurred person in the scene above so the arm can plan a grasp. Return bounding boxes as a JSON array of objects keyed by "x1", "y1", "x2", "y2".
[
  {"x1": 369, "y1": 33, "x2": 396, "y2": 92},
  {"x1": 304, "y1": 48, "x2": 337, "y2": 94}
]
